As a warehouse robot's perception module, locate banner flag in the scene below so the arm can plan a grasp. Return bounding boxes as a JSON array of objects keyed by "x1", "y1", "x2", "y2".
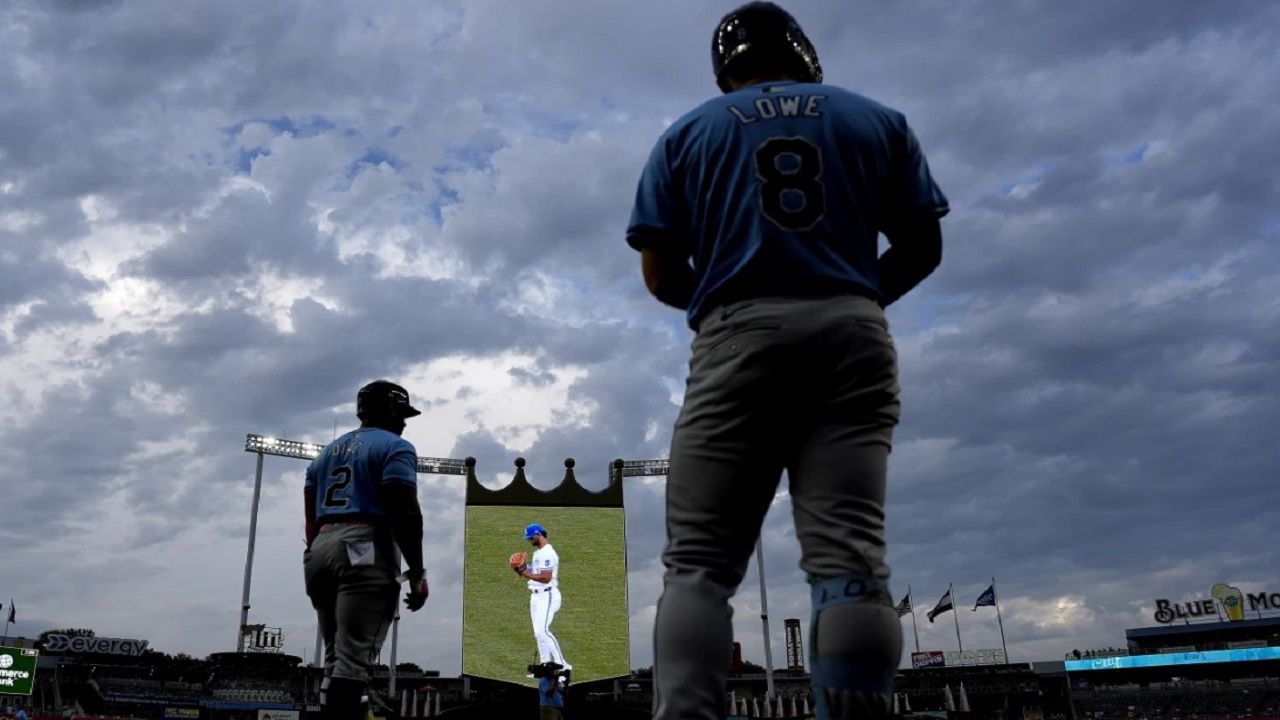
[
  {"x1": 895, "y1": 593, "x2": 913, "y2": 617},
  {"x1": 973, "y1": 584, "x2": 997, "y2": 610},
  {"x1": 927, "y1": 590, "x2": 954, "y2": 623}
]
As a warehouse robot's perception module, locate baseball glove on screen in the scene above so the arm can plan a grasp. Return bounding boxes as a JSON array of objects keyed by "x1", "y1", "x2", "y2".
[{"x1": 509, "y1": 551, "x2": 528, "y2": 572}]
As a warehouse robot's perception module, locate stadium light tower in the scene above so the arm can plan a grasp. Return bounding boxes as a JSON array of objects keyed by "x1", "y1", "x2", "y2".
[
  {"x1": 240, "y1": 435, "x2": 326, "y2": 652},
  {"x1": 611, "y1": 459, "x2": 778, "y2": 700},
  {"x1": 240, "y1": 433, "x2": 471, "y2": 685}
]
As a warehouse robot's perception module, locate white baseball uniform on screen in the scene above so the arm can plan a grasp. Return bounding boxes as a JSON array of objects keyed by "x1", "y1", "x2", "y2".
[{"x1": 524, "y1": 524, "x2": 570, "y2": 670}]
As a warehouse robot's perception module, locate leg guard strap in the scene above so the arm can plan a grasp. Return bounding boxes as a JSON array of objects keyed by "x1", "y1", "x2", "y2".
[{"x1": 809, "y1": 574, "x2": 892, "y2": 613}]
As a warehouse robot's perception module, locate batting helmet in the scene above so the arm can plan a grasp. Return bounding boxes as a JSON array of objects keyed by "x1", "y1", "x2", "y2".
[
  {"x1": 524, "y1": 523, "x2": 547, "y2": 540},
  {"x1": 357, "y1": 380, "x2": 422, "y2": 420},
  {"x1": 712, "y1": 2, "x2": 822, "y2": 93}
]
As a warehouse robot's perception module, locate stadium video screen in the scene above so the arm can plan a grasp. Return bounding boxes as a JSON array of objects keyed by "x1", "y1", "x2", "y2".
[{"x1": 462, "y1": 505, "x2": 629, "y2": 685}]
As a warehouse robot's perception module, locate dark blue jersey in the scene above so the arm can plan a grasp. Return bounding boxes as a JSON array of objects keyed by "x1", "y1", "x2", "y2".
[
  {"x1": 627, "y1": 81, "x2": 949, "y2": 329},
  {"x1": 304, "y1": 428, "x2": 417, "y2": 523}
]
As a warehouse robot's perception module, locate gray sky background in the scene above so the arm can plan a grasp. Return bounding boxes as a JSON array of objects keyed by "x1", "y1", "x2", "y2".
[{"x1": 2, "y1": 0, "x2": 1277, "y2": 673}]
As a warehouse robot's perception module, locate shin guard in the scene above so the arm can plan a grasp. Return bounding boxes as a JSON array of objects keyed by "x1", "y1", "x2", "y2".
[{"x1": 808, "y1": 575, "x2": 899, "y2": 720}]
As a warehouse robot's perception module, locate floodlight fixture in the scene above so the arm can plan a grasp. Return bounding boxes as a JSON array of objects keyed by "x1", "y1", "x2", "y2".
[
  {"x1": 417, "y1": 457, "x2": 471, "y2": 475},
  {"x1": 610, "y1": 458, "x2": 671, "y2": 479},
  {"x1": 245, "y1": 433, "x2": 471, "y2": 475},
  {"x1": 245, "y1": 434, "x2": 324, "y2": 460}
]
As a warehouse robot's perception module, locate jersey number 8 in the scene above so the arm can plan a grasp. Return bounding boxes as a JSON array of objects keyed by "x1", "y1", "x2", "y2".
[{"x1": 754, "y1": 137, "x2": 825, "y2": 232}]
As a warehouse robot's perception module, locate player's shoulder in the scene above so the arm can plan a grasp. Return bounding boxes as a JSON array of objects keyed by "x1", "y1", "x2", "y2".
[
  {"x1": 809, "y1": 83, "x2": 908, "y2": 124},
  {"x1": 361, "y1": 428, "x2": 418, "y2": 455}
]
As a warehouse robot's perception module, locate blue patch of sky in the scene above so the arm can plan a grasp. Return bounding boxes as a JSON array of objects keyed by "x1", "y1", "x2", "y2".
[
  {"x1": 223, "y1": 115, "x2": 341, "y2": 174},
  {"x1": 223, "y1": 115, "x2": 337, "y2": 140},
  {"x1": 1100, "y1": 142, "x2": 1149, "y2": 168},
  {"x1": 1000, "y1": 161, "x2": 1055, "y2": 197},
  {"x1": 345, "y1": 148, "x2": 404, "y2": 180},
  {"x1": 426, "y1": 186, "x2": 461, "y2": 224},
  {"x1": 419, "y1": 139, "x2": 506, "y2": 224},
  {"x1": 527, "y1": 113, "x2": 581, "y2": 143},
  {"x1": 479, "y1": 98, "x2": 584, "y2": 142},
  {"x1": 892, "y1": 291, "x2": 971, "y2": 336},
  {"x1": 438, "y1": 137, "x2": 505, "y2": 173},
  {"x1": 235, "y1": 148, "x2": 270, "y2": 174},
  {"x1": 1124, "y1": 143, "x2": 1149, "y2": 164}
]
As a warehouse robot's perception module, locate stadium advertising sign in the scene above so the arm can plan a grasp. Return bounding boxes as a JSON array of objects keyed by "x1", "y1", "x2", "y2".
[
  {"x1": 43, "y1": 634, "x2": 149, "y2": 656},
  {"x1": 1066, "y1": 646, "x2": 1280, "y2": 672},
  {"x1": 911, "y1": 651, "x2": 946, "y2": 669},
  {"x1": 257, "y1": 711, "x2": 299, "y2": 720},
  {"x1": 163, "y1": 709, "x2": 201, "y2": 719},
  {"x1": 1153, "y1": 583, "x2": 1280, "y2": 623},
  {"x1": 240, "y1": 625, "x2": 284, "y2": 653},
  {"x1": 0, "y1": 647, "x2": 39, "y2": 695},
  {"x1": 946, "y1": 649, "x2": 1007, "y2": 666},
  {"x1": 911, "y1": 649, "x2": 1007, "y2": 668}
]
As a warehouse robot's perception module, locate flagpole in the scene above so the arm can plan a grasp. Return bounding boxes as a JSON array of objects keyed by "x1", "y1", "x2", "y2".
[
  {"x1": 993, "y1": 577, "x2": 1008, "y2": 662},
  {"x1": 908, "y1": 584, "x2": 920, "y2": 654},
  {"x1": 950, "y1": 584, "x2": 963, "y2": 653}
]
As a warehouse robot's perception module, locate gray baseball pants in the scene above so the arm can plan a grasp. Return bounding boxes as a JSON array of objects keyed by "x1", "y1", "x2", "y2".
[
  {"x1": 304, "y1": 522, "x2": 401, "y2": 683},
  {"x1": 653, "y1": 295, "x2": 903, "y2": 720}
]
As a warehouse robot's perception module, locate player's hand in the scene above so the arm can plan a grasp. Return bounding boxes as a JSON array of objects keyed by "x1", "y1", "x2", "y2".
[{"x1": 404, "y1": 569, "x2": 429, "y2": 612}]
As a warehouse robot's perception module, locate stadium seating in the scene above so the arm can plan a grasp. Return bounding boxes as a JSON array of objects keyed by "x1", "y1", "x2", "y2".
[
  {"x1": 210, "y1": 680, "x2": 295, "y2": 704},
  {"x1": 1072, "y1": 680, "x2": 1280, "y2": 717}
]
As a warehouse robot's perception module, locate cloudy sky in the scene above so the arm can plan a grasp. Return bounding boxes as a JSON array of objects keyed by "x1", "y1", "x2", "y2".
[{"x1": 2, "y1": 0, "x2": 1278, "y2": 675}]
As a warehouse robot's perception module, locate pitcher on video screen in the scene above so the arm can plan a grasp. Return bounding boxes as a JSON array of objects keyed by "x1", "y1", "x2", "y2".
[{"x1": 512, "y1": 522, "x2": 572, "y2": 676}]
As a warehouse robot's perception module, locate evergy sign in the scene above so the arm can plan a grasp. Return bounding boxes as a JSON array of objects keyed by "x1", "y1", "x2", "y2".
[{"x1": 43, "y1": 634, "x2": 149, "y2": 656}]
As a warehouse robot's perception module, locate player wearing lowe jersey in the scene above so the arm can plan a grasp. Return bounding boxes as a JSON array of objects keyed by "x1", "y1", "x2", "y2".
[
  {"x1": 515, "y1": 523, "x2": 571, "y2": 674},
  {"x1": 629, "y1": 58, "x2": 948, "y2": 330},
  {"x1": 303, "y1": 380, "x2": 430, "y2": 720},
  {"x1": 629, "y1": 4, "x2": 948, "y2": 719}
]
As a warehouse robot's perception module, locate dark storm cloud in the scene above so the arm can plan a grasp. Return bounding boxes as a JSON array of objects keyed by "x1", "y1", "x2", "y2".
[
  {"x1": 0, "y1": 255, "x2": 98, "y2": 311},
  {"x1": 89, "y1": 273, "x2": 549, "y2": 442},
  {"x1": 2, "y1": 0, "x2": 1277, "y2": 672}
]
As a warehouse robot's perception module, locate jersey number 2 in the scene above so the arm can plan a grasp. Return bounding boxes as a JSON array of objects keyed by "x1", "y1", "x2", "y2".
[
  {"x1": 754, "y1": 137, "x2": 825, "y2": 231},
  {"x1": 323, "y1": 466, "x2": 353, "y2": 508}
]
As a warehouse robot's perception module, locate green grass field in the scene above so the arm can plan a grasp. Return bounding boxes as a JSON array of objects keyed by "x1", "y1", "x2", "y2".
[{"x1": 462, "y1": 506, "x2": 630, "y2": 686}]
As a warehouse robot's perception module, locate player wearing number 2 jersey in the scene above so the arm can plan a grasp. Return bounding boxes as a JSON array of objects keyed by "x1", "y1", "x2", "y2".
[
  {"x1": 303, "y1": 380, "x2": 430, "y2": 720},
  {"x1": 628, "y1": 4, "x2": 948, "y2": 719}
]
